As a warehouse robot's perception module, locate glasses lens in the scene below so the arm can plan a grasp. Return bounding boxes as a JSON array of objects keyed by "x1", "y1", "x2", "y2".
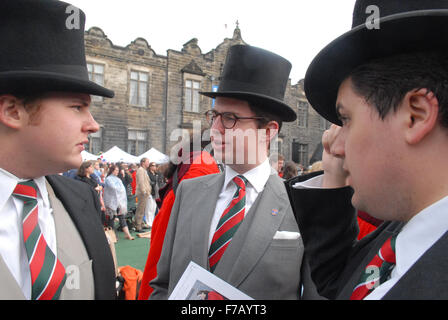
[{"x1": 221, "y1": 113, "x2": 236, "y2": 129}]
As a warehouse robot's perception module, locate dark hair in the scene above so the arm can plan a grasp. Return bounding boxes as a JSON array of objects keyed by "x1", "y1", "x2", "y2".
[
  {"x1": 140, "y1": 157, "x2": 148, "y2": 165},
  {"x1": 348, "y1": 50, "x2": 448, "y2": 128},
  {"x1": 282, "y1": 161, "x2": 298, "y2": 180},
  {"x1": 248, "y1": 102, "x2": 283, "y2": 132},
  {"x1": 107, "y1": 164, "x2": 119, "y2": 177},
  {"x1": 77, "y1": 160, "x2": 93, "y2": 177}
]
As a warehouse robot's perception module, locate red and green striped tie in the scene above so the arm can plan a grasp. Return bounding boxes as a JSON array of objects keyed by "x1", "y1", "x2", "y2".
[
  {"x1": 12, "y1": 180, "x2": 66, "y2": 300},
  {"x1": 208, "y1": 175, "x2": 247, "y2": 273},
  {"x1": 350, "y1": 234, "x2": 397, "y2": 300}
]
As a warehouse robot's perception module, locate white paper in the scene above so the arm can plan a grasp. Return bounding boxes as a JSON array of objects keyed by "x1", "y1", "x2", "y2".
[{"x1": 168, "y1": 261, "x2": 253, "y2": 300}]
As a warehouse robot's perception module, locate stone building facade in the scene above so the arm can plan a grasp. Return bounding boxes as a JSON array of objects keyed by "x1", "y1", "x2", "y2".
[{"x1": 84, "y1": 25, "x2": 329, "y2": 167}]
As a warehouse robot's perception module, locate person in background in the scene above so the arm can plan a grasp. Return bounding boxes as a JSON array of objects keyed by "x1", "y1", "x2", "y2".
[
  {"x1": 104, "y1": 165, "x2": 134, "y2": 241},
  {"x1": 135, "y1": 158, "x2": 151, "y2": 232},
  {"x1": 75, "y1": 160, "x2": 105, "y2": 212},
  {"x1": 91, "y1": 160, "x2": 104, "y2": 188},
  {"x1": 282, "y1": 161, "x2": 298, "y2": 180},
  {"x1": 269, "y1": 153, "x2": 284, "y2": 178}
]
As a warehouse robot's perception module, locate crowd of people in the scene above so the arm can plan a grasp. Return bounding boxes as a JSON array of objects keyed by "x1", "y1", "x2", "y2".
[
  {"x1": 1, "y1": 0, "x2": 448, "y2": 302},
  {"x1": 62, "y1": 159, "x2": 166, "y2": 240}
]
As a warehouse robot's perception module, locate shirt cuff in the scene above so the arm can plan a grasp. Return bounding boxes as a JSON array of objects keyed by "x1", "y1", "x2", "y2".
[{"x1": 293, "y1": 175, "x2": 323, "y2": 189}]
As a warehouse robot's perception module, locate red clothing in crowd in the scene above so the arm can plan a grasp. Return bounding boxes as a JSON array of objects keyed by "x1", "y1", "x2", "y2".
[
  {"x1": 131, "y1": 170, "x2": 137, "y2": 195},
  {"x1": 138, "y1": 151, "x2": 220, "y2": 300},
  {"x1": 357, "y1": 210, "x2": 383, "y2": 240}
]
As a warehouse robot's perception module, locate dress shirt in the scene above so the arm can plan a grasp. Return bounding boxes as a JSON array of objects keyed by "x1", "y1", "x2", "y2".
[
  {"x1": 208, "y1": 159, "x2": 272, "y2": 248},
  {"x1": 366, "y1": 195, "x2": 448, "y2": 299},
  {"x1": 293, "y1": 175, "x2": 448, "y2": 299},
  {"x1": 0, "y1": 168, "x2": 57, "y2": 300}
]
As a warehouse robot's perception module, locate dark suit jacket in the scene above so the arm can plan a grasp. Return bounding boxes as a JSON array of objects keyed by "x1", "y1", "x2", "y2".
[
  {"x1": 285, "y1": 172, "x2": 448, "y2": 300},
  {"x1": 46, "y1": 174, "x2": 116, "y2": 300}
]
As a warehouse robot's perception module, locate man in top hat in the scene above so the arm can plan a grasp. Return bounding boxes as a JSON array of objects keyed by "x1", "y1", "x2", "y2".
[
  {"x1": 286, "y1": 0, "x2": 448, "y2": 299},
  {"x1": 150, "y1": 45, "x2": 319, "y2": 300},
  {"x1": 0, "y1": 0, "x2": 116, "y2": 299}
]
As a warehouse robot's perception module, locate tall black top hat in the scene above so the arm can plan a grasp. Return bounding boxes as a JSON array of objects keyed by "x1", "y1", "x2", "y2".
[
  {"x1": 305, "y1": 0, "x2": 448, "y2": 125},
  {"x1": 200, "y1": 45, "x2": 297, "y2": 122},
  {"x1": 0, "y1": 0, "x2": 114, "y2": 98}
]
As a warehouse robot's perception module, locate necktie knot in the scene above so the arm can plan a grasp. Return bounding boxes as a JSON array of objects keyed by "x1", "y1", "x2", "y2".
[
  {"x1": 13, "y1": 180, "x2": 38, "y2": 200},
  {"x1": 233, "y1": 175, "x2": 247, "y2": 191}
]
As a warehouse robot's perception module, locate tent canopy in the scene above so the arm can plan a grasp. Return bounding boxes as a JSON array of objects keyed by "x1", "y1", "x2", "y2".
[
  {"x1": 138, "y1": 147, "x2": 169, "y2": 164},
  {"x1": 81, "y1": 150, "x2": 98, "y2": 161},
  {"x1": 101, "y1": 146, "x2": 139, "y2": 163}
]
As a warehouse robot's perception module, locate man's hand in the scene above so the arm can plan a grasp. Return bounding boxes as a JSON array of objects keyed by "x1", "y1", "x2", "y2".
[{"x1": 321, "y1": 124, "x2": 349, "y2": 188}]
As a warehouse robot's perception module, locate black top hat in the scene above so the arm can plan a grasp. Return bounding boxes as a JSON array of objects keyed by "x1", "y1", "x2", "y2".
[
  {"x1": 305, "y1": 0, "x2": 448, "y2": 125},
  {"x1": 0, "y1": 0, "x2": 114, "y2": 98},
  {"x1": 200, "y1": 45, "x2": 296, "y2": 122}
]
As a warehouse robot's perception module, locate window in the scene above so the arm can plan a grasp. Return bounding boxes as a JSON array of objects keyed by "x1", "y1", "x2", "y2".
[
  {"x1": 87, "y1": 127, "x2": 102, "y2": 155},
  {"x1": 184, "y1": 79, "x2": 200, "y2": 112},
  {"x1": 129, "y1": 70, "x2": 149, "y2": 106},
  {"x1": 87, "y1": 63, "x2": 105, "y2": 102},
  {"x1": 127, "y1": 129, "x2": 147, "y2": 156},
  {"x1": 292, "y1": 142, "x2": 309, "y2": 166},
  {"x1": 297, "y1": 101, "x2": 309, "y2": 128}
]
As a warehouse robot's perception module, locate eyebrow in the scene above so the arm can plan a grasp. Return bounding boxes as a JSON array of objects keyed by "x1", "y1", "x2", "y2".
[{"x1": 71, "y1": 98, "x2": 90, "y2": 107}]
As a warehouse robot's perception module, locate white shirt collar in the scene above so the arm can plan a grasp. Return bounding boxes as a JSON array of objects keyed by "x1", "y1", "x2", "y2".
[
  {"x1": 395, "y1": 195, "x2": 448, "y2": 277},
  {"x1": 0, "y1": 168, "x2": 49, "y2": 209},
  {"x1": 223, "y1": 159, "x2": 272, "y2": 193}
]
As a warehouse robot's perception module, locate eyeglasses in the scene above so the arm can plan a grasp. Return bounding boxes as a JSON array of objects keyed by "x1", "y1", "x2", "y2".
[{"x1": 204, "y1": 110, "x2": 266, "y2": 129}]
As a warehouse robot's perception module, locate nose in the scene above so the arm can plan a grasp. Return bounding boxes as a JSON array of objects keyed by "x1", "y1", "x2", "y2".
[
  {"x1": 210, "y1": 113, "x2": 225, "y2": 134},
  {"x1": 84, "y1": 111, "x2": 100, "y2": 134}
]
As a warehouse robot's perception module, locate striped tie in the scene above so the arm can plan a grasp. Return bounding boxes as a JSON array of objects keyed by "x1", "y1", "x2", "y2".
[
  {"x1": 12, "y1": 180, "x2": 66, "y2": 300},
  {"x1": 208, "y1": 175, "x2": 247, "y2": 273},
  {"x1": 350, "y1": 234, "x2": 397, "y2": 300}
]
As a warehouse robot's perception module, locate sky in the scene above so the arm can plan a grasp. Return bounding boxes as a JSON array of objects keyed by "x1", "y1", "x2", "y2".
[{"x1": 68, "y1": 0, "x2": 357, "y2": 84}]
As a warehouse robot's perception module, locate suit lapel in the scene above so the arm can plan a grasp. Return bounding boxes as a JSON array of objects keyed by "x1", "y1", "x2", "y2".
[
  {"x1": 46, "y1": 174, "x2": 116, "y2": 299},
  {"x1": 214, "y1": 174, "x2": 289, "y2": 287},
  {"x1": 190, "y1": 173, "x2": 225, "y2": 268},
  {"x1": 383, "y1": 230, "x2": 448, "y2": 299}
]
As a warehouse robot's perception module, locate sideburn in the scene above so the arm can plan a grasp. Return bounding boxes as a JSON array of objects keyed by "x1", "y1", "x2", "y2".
[{"x1": 20, "y1": 96, "x2": 43, "y2": 125}]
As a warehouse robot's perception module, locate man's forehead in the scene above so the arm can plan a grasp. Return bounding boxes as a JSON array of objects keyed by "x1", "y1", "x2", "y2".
[{"x1": 214, "y1": 97, "x2": 253, "y2": 116}]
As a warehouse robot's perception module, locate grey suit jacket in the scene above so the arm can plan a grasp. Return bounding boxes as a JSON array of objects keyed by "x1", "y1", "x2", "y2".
[{"x1": 150, "y1": 171, "x2": 319, "y2": 300}]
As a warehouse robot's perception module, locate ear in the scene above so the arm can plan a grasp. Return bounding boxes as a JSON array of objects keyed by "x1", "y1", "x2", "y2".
[
  {"x1": 403, "y1": 88, "x2": 439, "y2": 145},
  {"x1": 0, "y1": 95, "x2": 28, "y2": 129},
  {"x1": 265, "y1": 120, "x2": 280, "y2": 142}
]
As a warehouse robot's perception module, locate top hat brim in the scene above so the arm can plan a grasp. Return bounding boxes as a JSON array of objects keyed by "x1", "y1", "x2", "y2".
[
  {"x1": 305, "y1": 10, "x2": 448, "y2": 126},
  {"x1": 0, "y1": 71, "x2": 114, "y2": 98},
  {"x1": 200, "y1": 91, "x2": 297, "y2": 122}
]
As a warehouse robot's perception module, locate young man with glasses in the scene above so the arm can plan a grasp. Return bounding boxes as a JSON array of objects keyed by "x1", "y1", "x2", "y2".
[{"x1": 150, "y1": 45, "x2": 319, "y2": 300}]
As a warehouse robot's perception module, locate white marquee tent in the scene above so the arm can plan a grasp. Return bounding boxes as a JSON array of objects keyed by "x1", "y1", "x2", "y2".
[
  {"x1": 81, "y1": 150, "x2": 98, "y2": 161},
  {"x1": 138, "y1": 147, "x2": 169, "y2": 164},
  {"x1": 100, "y1": 146, "x2": 139, "y2": 163}
]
